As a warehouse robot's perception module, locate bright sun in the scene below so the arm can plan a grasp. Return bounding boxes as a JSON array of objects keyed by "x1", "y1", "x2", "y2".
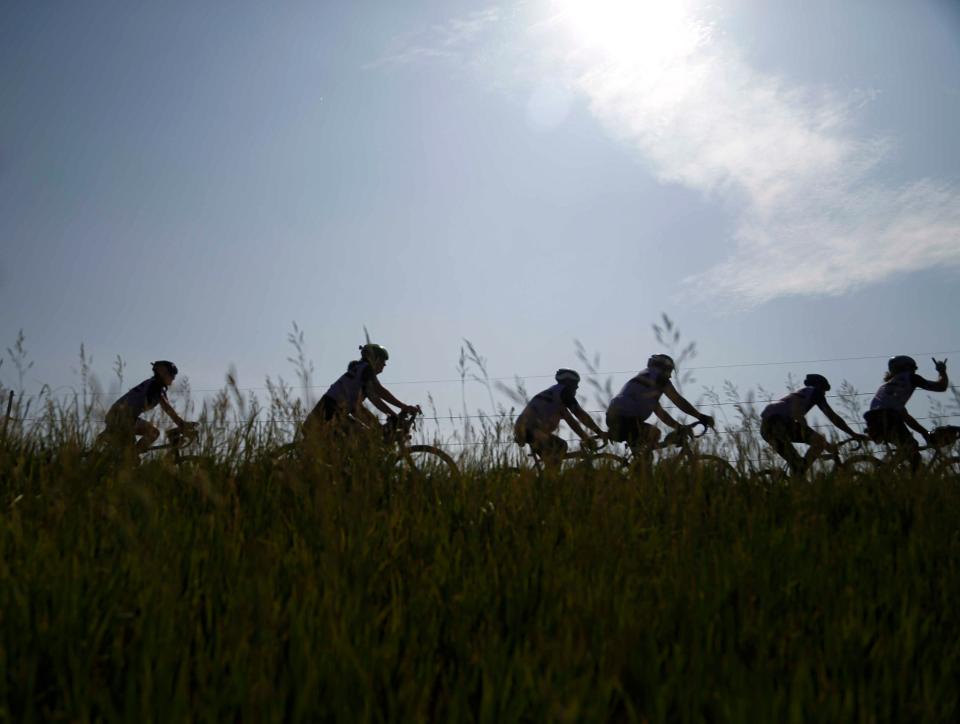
[{"x1": 551, "y1": 0, "x2": 706, "y2": 69}]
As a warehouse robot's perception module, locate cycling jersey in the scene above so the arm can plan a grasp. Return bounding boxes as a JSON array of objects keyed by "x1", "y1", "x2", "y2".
[
  {"x1": 760, "y1": 386, "x2": 825, "y2": 421},
  {"x1": 323, "y1": 360, "x2": 375, "y2": 411},
  {"x1": 516, "y1": 383, "x2": 577, "y2": 435},
  {"x1": 607, "y1": 369, "x2": 665, "y2": 421},
  {"x1": 869, "y1": 372, "x2": 934, "y2": 412},
  {"x1": 110, "y1": 377, "x2": 167, "y2": 419}
]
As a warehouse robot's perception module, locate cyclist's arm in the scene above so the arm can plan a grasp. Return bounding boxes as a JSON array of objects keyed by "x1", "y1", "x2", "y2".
[
  {"x1": 654, "y1": 403, "x2": 681, "y2": 429},
  {"x1": 159, "y1": 396, "x2": 186, "y2": 427},
  {"x1": 663, "y1": 383, "x2": 713, "y2": 424},
  {"x1": 568, "y1": 401, "x2": 606, "y2": 437},
  {"x1": 370, "y1": 378, "x2": 417, "y2": 413},
  {"x1": 901, "y1": 410, "x2": 930, "y2": 441},
  {"x1": 347, "y1": 404, "x2": 378, "y2": 429},
  {"x1": 364, "y1": 391, "x2": 397, "y2": 419},
  {"x1": 915, "y1": 372, "x2": 948, "y2": 393},
  {"x1": 559, "y1": 407, "x2": 591, "y2": 440},
  {"x1": 817, "y1": 400, "x2": 861, "y2": 437}
]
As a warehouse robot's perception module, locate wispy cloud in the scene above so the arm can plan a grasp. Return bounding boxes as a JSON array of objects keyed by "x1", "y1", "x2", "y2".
[
  {"x1": 367, "y1": 7, "x2": 501, "y2": 69},
  {"x1": 539, "y1": 1, "x2": 960, "y2": 305},
  {"x1": 373, "y1": 1, "x2": 960, "y2": 305}
]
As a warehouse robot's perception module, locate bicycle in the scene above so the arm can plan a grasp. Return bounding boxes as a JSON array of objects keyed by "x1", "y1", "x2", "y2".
[
  {"x1": 516, "y1": 436, "x2": 627, "y2": 473},
  {"x1": 839, "y1": 425, "x2": 960, "y2": 476},
  {"x1": 271, "y1": 408, "x2": 460, "y2": 478},
  {"x1": 520, "y1": 422, "x2": 736, "y2": 480},
  {"x1": 383, "y1": 408, "x2": 460, "y2": 478},
  {"x1": 756, "y1": 436, "x2": 868, "y2": 482},
  {"x1": 86, "y1": 422, "x2": 200, "y2": 467},
  {"x1": 641, "y1": 421, "x2": 738, "y2": 481}
]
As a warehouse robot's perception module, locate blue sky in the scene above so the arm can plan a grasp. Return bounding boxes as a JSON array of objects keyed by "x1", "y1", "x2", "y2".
[{"x1": 2, "y1": 0, "x2": 959, "y2": 433}]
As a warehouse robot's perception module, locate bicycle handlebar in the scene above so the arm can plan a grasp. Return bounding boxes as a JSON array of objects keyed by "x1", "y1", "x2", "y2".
[
  {"x1": 165, "y1": 423, "x2": 199, "y2": 446},
  {"x1": 835, "y1": 436, "x2": 864, "y2": 450}
]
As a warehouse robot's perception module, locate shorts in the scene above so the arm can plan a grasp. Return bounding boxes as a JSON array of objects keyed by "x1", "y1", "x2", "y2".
[
  {"x1": 104, "y1": 404, "x2": 139, "y2": 433},
  {"x1": 760, "y1": 416, "x2": 815, "y2": 445},
  {"x1": 313, "y1": 396, "x2": 343, "y2": 422},
  {"x1": 606, "y1": 411, "x2": 656, "y2": 448},
  {"x1": 303, "y1": 395, "x2": 349, "y2": 432},
  {"x1": 303, "y1": 395, "x2": 357, "y2": 439},
  {"x1": 864, "y1": 409, "x2": 915, "y2": 446},
  {"x1": 514, "y1": 425, "x2": 568, "y2": 458}
]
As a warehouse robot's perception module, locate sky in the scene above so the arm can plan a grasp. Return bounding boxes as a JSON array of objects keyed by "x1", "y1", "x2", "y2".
[{"x1": 2, "y1": 0, "x2": 959, "y2": 438}]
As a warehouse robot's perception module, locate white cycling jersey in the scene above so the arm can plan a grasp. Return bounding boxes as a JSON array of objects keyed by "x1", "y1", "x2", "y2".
[
  {"x1": 761, "y1": 386, "x2": 824, "y2": 421},
  {"x1": 607, "y1": 369, "x2": 664, "y2": 421},
  {"x1": 516, "y1": 383, "x2": 576, "y2": 435}
]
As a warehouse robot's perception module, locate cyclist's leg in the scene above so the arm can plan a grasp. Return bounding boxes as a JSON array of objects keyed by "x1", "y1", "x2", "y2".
[
  {"x1": 624, "y1": 421, "x2": 659, "y2": 465},
  {"x1": 530, "y1": 431, "x2": 567, "y2": 469},
  {"x1": 889, "y1": 423, "x2": 922, "y2": 472},
  {"x1": 608, "y1": 412, "x2": 658, "y2": 457},
  {"x1": 869, "y1": 409, "x2": 921, "y2": 471},
  {"x1": 98, "y1": 407, "x2": 136, "y2": 454},
  {"x1": 134, "y1": 418, "x2": 160, "y2": 454},
  {"x1": 799, "y1": 425, "x2": 829, "y2": 472},
  {"x1": 302, "y1": 396, "x2": 355, "y2": 452},
  {"x1": 761, "y1": 417, "x2": 804, "y2": 475}
]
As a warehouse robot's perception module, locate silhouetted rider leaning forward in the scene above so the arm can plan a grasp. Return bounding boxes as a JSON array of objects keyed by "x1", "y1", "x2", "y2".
[
  {"x1": 514, "y1": 368, "x2": 607, "y2": 468},
  {"x1": 605, "y1": 354, "x2": 714, "y2": 459},
  {"x1": 97, "y1": 360, "x2": 189, "y2": 454},
  {"x1": 302, "y1": 343, "x2": 419, "y2": 448},
  {"x1": 863, "y1": 355, "x2": 949, "y2": 471},
  {"x1": 760, "y1": 373, "x2": 867, "y2": 475}
]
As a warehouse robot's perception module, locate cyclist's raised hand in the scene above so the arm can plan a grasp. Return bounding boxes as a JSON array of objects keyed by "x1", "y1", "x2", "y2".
[{"x1": 933, "y1": 357, "x2": 948, "y2": 374}]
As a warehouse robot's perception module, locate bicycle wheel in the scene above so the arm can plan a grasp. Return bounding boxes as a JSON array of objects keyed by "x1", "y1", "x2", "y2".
[
  {"x1": 403, "y1": 445, "x2": 460, "y2": 477},
  {"x1": 563, "y1": 450, "x2": 630, "y2": 470},
  {"x1": 931, "y1": 455, "x2": 960, "y2": 478},
  {"x1": 268, "y1": 442, "x2": 301, "y2": 466},
  {"x1": 175, "y1": 454, "x2": 208, "y2": 470},
  {"x1": 839, "y1": 453, "x2": 884, "y2": 477},
  {"x1": 687, "y1": 454, "x2": 738, "y2": 483},
  {"x1": 755, "y1": 466, "x2": 790, "y2": 484}
]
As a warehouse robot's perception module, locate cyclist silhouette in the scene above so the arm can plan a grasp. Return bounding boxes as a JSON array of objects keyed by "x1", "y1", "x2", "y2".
[
  {"x1": 302, "y1": 344, "x2": 418, "y2": 442},
  {"x1": 605, "y1": 354, "x2": 714, "y2": 456},
  {"x1": 863, "y1": 356, "x2": 949, "y2": 470},
  {"x1": 99, "y1": 360, "x2": 187, "y2": 453},
  {"x1": 760, "y1": 374, "x2": 867, "y2": 475},
  {"x1": 514, "y1": 369, "x2": 607, "y2": 465}
]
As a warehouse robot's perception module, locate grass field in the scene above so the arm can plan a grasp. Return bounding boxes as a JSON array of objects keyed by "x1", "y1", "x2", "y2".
[{"x1": 3, "y1": 420, "x2": 960, "y2": 722}]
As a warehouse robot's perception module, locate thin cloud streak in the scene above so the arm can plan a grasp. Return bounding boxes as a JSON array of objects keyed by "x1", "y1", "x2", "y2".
[
  {"x1": 373, "y1": 2, "x2": 960, "y2": 306},
  {"x1": 366, "y1": 7, "x2": 501, "y2": 69},
  {"x1": 536, "y1": 1, "x2": 960, "y2": 305}
]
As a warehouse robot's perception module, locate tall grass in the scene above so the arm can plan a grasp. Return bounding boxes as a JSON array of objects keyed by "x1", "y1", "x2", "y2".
[
  {"x1": 3, "y1": 420, "x2": 960, "y2": 722},
  {"x1": 2, "y1": 328, "x2": 960, "y2": 721}
]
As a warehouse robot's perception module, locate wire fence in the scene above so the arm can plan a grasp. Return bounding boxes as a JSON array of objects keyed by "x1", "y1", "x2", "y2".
[{"x1": 8, "y1": 348, "x2": 959, "y2": 398}]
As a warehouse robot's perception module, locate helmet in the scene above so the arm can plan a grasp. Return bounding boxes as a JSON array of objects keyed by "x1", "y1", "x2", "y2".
[
  {"x1": 359, "y1": 343, "x2": 390, "y2": 363},
  {"x1": 647, "y1": 354, "x2": 675, "y2": 375},
  {"x1": 152, "y1": 360, "x2": 178, "y2": 376},
  {"x1": 803, "y1": 373, "x2": 830, "y2": 391},
  {"x1": 888, "y1": 355, "x2": 917, "y2": 374},
  {"x1": 555, "y1": 368, "x2": 580, "y2": 385}
]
